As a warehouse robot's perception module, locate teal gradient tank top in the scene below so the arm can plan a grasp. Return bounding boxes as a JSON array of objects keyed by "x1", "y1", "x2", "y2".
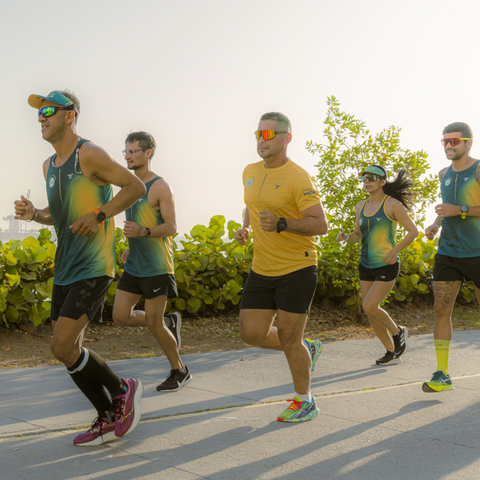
[
  {"x1": 46, "y1": 139, "x2": 116, "y2": 285},
  {"x1": 438, "y1": 160, "x2": 480, "y2": 257},
  {"x1": 359, "y1": 196, "x2": 398, "y2": 269},
  {"x1": 125, "y1": 176, "x2": 174, "y2": 277}
]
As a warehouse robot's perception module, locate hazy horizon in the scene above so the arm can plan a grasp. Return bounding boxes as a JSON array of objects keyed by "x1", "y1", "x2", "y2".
[{"x1": 2, "y1": 0, "x2": 479, "y2": 237}]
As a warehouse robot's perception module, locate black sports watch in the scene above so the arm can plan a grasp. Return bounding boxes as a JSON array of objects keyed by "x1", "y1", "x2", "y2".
[
  {"x1": 94, "y1": 209, "x2": 106, "y2": 223},
  {"x1": 276, "y1": 217, "x2": 287, "y2": 233},
  {"x1": 145, "y1": 227, "x2": 152, "y2": 238},
  {"x1": 461, "y1": 205, "x2": 469, "y2": 219}
]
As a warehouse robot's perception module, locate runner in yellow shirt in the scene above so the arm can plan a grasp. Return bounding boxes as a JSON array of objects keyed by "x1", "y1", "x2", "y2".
[{"x1": 235, "y1": 112, "x2": 328, "y2": 423}]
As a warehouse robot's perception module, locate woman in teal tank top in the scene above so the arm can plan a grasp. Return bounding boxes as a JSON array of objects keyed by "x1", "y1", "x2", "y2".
[{"x1": 336, "y1": 165, "x2": 419, "y2": 366}]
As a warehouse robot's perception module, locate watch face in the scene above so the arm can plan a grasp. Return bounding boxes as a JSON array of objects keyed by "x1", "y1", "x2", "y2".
[
  {"x1": 145, "y1": 228, "x2": 152, "y2": 237},
  {"x1": 96, "y1": 211, "x2": 106, "y2": 221},
  {"x1": 277, "y1": 218, "x2": 287, "y2": 232},
  {"x1": 461, "y1": 206, "x2": 469, "y2": 213}
]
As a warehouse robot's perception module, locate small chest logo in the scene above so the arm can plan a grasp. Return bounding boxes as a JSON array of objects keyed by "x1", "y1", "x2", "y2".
[
  {"x1": 246, "y1": 178, "x2": 253, "y2": 188},
  {"x1": 445, "y1": 178, "x2": 452, "y2": 186},
  {"x1": 48, "y1": 176, "x2": 56, "y2": 188},
  {"x1": 275, "y1": 184, "x2": 281, "y2": 189},
  {"x1": 137, "y1": 198, "x2": 143, "y2": 203},
  {"x1": 67, "y1": 173, "x2": 74, "y2": 179},
  {"x1": 359, "y1": 218, "x2": 363, "y2": 225},
  {"x1": 376, "y1": 218, "x2": 381, "y2": 221},
  {"x1": 464, "y1": 177, "x2": 469, "y2": 182}
]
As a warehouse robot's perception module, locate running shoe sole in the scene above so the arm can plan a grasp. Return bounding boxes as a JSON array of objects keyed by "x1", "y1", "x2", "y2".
[
  {"x1": 422, "y1": 382, "x2": 454, "y2": 393},
  {"x1": 119, "y1": 379, "x2": 144, "y2": 438},
  {"x1": 376, "y1": 357, "x2": 402, "y2": 366}
]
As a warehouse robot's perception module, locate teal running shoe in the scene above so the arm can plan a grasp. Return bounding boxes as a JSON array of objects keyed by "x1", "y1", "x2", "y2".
[
  {"x1": 304, "y1": 338, "x2": 322, "y2": 373},
  {"x1": 422, "y1": 371, "x2": 454, "y2": 393},
  {"x1": 277, "y1": 396, "x2": 319, "y2": 423}
]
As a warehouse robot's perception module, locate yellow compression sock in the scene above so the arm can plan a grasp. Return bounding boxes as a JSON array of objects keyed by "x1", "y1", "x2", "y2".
[{"x1": 435, "y1": 339, "x2": 451, "y2": 375}]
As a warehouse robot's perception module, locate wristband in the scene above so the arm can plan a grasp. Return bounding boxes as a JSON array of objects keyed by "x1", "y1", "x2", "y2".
[
  {"x1": 137, "y1": 225, "x2": 143, "y2": 237},
  {"x1": 26, "y1": 208, "x2": 38, "y2": 223}
]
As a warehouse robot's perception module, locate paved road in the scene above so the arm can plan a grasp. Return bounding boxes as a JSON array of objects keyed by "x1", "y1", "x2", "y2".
[{"x1": 1, "y1": 331, "x2": 480, "y2": 479}]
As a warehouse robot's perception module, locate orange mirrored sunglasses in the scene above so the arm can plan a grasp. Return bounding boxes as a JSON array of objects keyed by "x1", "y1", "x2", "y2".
[
  {"x1": 254, "y1": 130, "x2": 289, "y2": 141},
  {"x1": 441, "y1": 137, "x2": 471, "y2": 147}
]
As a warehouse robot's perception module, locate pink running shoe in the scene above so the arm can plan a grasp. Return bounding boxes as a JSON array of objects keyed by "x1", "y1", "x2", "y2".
[
  {"x1": 73, "y1": 415, "x2": 117, "y2": 446},
  {"x1": 113, "y1": 378, "x2": 143, "y2": 438}
]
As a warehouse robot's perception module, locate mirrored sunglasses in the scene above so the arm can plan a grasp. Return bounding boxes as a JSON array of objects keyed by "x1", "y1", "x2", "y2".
[
  {"x1": 38, "y1": 106, "x2": 72, "y2": 118},
  {"x1": 361, "y1": 174, "x2": 382, "y2": 183},
  {"x1": 254, "y1": 130, "x2": 289, "y2": 141},
  {"x1": 440, "y1": 137, "x2": 471, "y2": 147}
]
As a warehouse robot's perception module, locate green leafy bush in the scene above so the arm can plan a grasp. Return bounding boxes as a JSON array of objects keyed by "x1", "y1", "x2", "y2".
[
  {"x1": 1, "y1": 221, "x2": 474, "y2": 328},
  {"x1": 0, "y1": 229, "x2": 55, "y2": 327}
]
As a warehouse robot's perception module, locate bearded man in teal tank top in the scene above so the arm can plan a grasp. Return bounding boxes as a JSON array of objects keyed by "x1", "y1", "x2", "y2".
[
  {"x1": 14, "y1": 89, "x2": 146, "y2": 446},
  {"x1": 423, "y1": 122, "x2": 480, "y2": 393},
  {"x1": 112, "y1": 131, "x2": 192, "y2": 393}
]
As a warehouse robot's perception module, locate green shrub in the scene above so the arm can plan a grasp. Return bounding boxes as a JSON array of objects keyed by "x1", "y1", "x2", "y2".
[
  {"x1": 0, "y1": 229, "x2": 55, "y2": 327},
  {"x1": 1, "y1": 220, "x2": 474, "y2": 328}
]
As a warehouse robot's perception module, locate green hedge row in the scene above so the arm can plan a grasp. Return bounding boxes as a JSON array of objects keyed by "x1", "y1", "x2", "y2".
[{"x1": 0, "y1": 216, "x2": 475, "y2": 327}]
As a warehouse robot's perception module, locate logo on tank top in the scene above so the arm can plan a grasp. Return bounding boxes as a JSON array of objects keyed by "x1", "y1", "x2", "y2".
[
  {"x1": 48, "y1": 175, "x2": 56, "y2": 188},
  {"x1": 359, "y1": 218, "x2": 363, "y2": 225},
  {"x1": 444, "y1": 177, "x2": 452, "y2": 186},
  {"x1": 376, "y1": 218, "x2": 381, "y2": 221},
  {"x1": 246, "y1": 178, "x2": 253, "y2": 188},
  {"x1": 464, "y1": 177, "x2": 469, "y2": 182},
  {"x1": 67, "y1": 174, "x2": 74, "y2": 179}
]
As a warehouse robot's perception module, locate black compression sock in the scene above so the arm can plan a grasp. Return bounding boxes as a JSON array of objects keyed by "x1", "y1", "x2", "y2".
[
  {"x1": 67, "y1": 349, "x2": 112, "y2": 416},
  {"x1": 69, "y1": 348, "x2": 126, "y2": 398}
]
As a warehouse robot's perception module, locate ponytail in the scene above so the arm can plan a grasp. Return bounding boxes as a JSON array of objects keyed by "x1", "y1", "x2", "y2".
[{"x1": 382, "y1": 168, "x2": 414, "y2": 211}]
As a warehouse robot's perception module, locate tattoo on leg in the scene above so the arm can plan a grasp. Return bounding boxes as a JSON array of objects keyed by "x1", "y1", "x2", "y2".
[{"x1": 444, "y1": 293, "x2": 452, "y2": 304}]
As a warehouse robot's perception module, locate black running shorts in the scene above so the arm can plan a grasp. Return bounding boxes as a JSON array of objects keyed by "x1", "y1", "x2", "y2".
[
  {"x1": 51, "y1": 276, "x2": 113, "y2": 323},
  {"x1": 358, "y1": 263, "x2": 399, "y2": 282},
  {"x1": 239, "y1": 265, "x2": 317, "y2": 314},
  {"x1": 117, "y1": 271, "x2": 178, "y2": 299},
  {"x1": 433, "y1": 253, "x2": 480, "y2": 288}
]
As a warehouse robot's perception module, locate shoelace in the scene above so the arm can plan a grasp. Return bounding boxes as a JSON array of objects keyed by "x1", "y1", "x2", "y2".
[
  {"x1": 112, "y1": 395, "x2": 126, "y2": 418},
  {"x1": 90, "y1": 416, "x2": 109, "y2": 433},
  {"x1": 432, "y1": 371, "x2": 446, "y2": 382},
  {"x1": 285, "y1": 399, "x2": 303, "y2": 412}
]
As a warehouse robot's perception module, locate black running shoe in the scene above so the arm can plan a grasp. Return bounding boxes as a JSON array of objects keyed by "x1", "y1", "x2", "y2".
[
  {"x1": 165, "y1": 312, "x2": 182, "y2": 351},
  {"x1": 376, "y1": 350, "x2": 401, "y2": 366},
  {"x1": 392, "y1": 325, "x2": 408, "y2": 357},
  {"x1": 156, "y1": 366, "x2": 192, "y2": 392}
]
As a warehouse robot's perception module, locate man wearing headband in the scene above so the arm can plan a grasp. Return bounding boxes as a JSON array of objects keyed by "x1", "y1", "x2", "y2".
[
  {"x1": 423, "y1": 122, "x2": 480, "y2": 393},
  {"x1": 112, "y1": 131, "x2": 192, "y2": 393},
  {"x1": 14, "y1": 90, "x2": 146, "y2": 446},
  {"x1": 235, "y1": 112, "x2": 328, "y2": 423}
]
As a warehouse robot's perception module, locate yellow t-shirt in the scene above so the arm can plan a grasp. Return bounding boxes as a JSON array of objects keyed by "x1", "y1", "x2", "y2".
[{"x1": 243, "y1": 159, "x2": 321, "y2": 276}]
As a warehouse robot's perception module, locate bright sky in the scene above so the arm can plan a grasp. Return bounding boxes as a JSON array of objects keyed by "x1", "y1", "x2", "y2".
[{"x1": 1, "y1": 0, "x2": 478, "y2": 236}]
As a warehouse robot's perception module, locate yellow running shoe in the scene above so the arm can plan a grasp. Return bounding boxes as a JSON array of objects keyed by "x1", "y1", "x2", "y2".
[{"x1": 422, "y1": 371, "x2": 454, "y2": 393}]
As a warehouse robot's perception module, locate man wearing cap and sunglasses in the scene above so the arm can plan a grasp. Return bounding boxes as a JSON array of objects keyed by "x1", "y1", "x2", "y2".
[
  {"x1": 423, "y1": 122, "x2": 480, "y2": 393},
  {"x1": 235, "y1": 112, "x2": 328, "y2": 423},
  {"x1": 14, "y1": 90, "x2": 146, "y2": 446}
]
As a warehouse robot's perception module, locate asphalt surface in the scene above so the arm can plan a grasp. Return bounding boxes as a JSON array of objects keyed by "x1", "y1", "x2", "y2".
[{"x1": 1, "y1": 331, "x2": 480, "y2": 479}]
